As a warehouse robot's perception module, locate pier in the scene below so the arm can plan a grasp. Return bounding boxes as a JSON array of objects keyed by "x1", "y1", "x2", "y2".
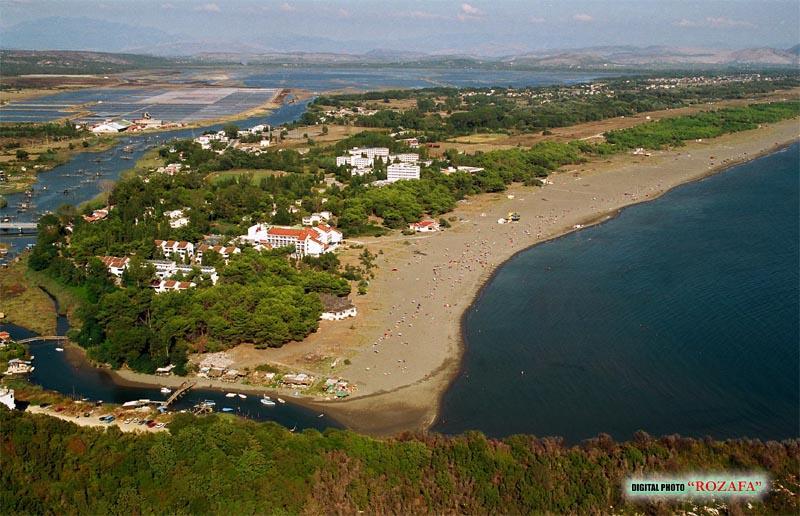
[
  {"x1": 163, "y1": 380, "x2": 196, "y2": 407},
  {"x1": 15, "y1": 336, "x2": 68, "y2": 344},
  {"x1": 0, "y1": 222, "x2": 38, "y2": 234}
]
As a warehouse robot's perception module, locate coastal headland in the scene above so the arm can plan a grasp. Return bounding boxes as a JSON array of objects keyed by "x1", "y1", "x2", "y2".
[{"x1": 102, "y1": 117, "x2": 800, "y2": 435}]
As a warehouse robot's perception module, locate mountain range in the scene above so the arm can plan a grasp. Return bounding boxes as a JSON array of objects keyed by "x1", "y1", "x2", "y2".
[{"x1": 0, "y1": 17, "x2": 797, "y2": 69}]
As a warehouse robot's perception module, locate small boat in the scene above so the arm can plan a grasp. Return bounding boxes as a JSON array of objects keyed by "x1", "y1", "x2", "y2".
[
  {"x1": 237, "y1": 393, "x2": 246, "y2": 399},
  {"x1": 160, "y1": 387, "x2": 172, "y2": 394},
  {"x1": 317, "y1": 414, "x2": 324, "y2": 418},
  {"x1": 203, "y1": 400, "x2": 216, "y2": 406},
  {"x1": 277, "y1": 397, "x2": 286, "y2": 404},
  {"x1": 222, "y1": 407, "x2": 234, "y2": 412},
  {"x1": 260, "y1": 395, "x2": 275, "y2": 406},
  {"x1": 55, "y1": 347, "x2": 64, "y2": 352},
  {"x1": 225, "y1": 392, "x2": 236, "y2": 398}
]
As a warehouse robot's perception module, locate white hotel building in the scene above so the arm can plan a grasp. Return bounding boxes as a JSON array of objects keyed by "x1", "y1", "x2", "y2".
[
  {"x1": 348, "y1": 147, "x2": 389, "y2": 159},
  {"x1": 244, "y1": 224, "x2": 343, "y2": 258},
  {"x1": 387, "y1": 163, "x2": 421, "y2": 182}
]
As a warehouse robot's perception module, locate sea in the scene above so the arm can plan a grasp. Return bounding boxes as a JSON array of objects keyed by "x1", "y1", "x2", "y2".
[{"x1": 434, "y1": 142, "x2": 800, "y2": 443}]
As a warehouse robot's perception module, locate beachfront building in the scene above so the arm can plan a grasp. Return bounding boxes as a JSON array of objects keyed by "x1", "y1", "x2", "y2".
[
  {"x1": 99, "y1": 256, "x2": 130, "y2": 277},
  {"x1": 243, "y1": 224, "x2": 341, "y2": 257},
  {"x1": 195, "y1": 244, "x2": 240, "y2": 264},
  {"x1": 319, "y1": 293, "x2": 357, "y2": 321},
  {"x1": 311, "y1": 224, "x2": 343, "y2": 246},
  {"x1": 155, "y1": 240, "x2": 195, "y2": 261},
  {"x1": 387, "y1": 163, "x2": 421, "y2": 182},
  {"x1": 5, "y1": 359, "x2": 34, "y2": 375},
  {"x1": 409, "y1": 220, "x2": 440, "y2": 233}
]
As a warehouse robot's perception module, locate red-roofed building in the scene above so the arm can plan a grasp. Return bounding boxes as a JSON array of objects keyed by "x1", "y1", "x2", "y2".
[
  {"x1": 150, "y1": 279, "x2": 195, "y2": 294},
  {"x1": 83, "y1": 208, "x2": 109, "y2": 223},
  {"x1": 155, "y1": 239, "x2": 194, "y2": 260},
  {"x1": 409, "y1": 220, "x2": 440, "y2": 233},
  {"x1": 244, "y1": 224, "x2": 333, "y2": 257},
  {"x1": 98, "y1": 256, "x2": 130, "y2": 277}
]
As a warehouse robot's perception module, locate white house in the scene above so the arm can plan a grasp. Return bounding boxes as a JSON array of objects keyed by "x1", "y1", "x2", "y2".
[
  {"x1": 319, "y1": 293, "x2": 358, "y2": 320},
  {"x1": 99, "y1": 256, "x2": 130, "y2": 277},
  {"x1": 409, "y1": 220, "x2": 440, "y2": 232},
  {"x1": 336, "y1": 155, "x2": 374, "y2": 169},
  {"x1": 165, "y1": 209, "x2": 190, "y2": 229},
  {"x1": 196, "y1": 244, "x2": 240, "y2": 264},
  {"x1": 302, "y1": 211, "x2": 332, "y2": 226},
  {"x1": 155, "y1": 240, "x2": 194, "y2": 260},
  {"x1": 387, "y1": 163, "x2": 421, "y2": 182}
]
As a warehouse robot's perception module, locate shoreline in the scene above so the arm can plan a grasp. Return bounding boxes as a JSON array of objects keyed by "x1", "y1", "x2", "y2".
[
  {"x1": 6, "y1": 118, "x2": 799, "y2": 437},
  {"x1": 441, "y1": 135, "x2": 800, "y2": 430},
  {"x1": 317, "y1": 118, "x2": 800, "y2": 436}
]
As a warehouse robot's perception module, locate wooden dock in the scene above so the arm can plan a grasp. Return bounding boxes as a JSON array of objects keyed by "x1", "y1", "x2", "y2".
[
  {"x1": 15, "y1": 336, "x2": 68, "y2": 344},
  {"x1": 163, "y1": 380, "x2": 196, "y2": 407},
  {"x1": 0, "y1": 222, "x2": 38, "y2": 234}
]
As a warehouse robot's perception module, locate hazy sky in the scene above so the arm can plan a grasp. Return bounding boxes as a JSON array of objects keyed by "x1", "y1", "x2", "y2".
[{"x1": 1, "y1": 0, "x2": 798, "y2": 54}]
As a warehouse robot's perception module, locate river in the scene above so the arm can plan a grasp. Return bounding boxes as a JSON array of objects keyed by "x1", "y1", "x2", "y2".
[
  {"x1": 0, "y1": 99, "x2": 313, "y2": 260},
  {"x1": 434, "y1": 143, "x2": 800, "y2": 443}
]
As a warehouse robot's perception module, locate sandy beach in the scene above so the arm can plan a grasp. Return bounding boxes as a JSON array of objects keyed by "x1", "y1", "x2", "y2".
[
  {"x1": 313, "y1": 117, "x2": 800, "y2": 435},
  {"x1": 35, "y1": 116, "x2": 800, "y2": 437}
]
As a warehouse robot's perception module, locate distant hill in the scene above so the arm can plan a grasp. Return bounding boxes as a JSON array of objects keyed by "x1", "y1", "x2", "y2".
[
  {"x1": 0, "y1": 50, "x2": 174, "y2": 75},
  {"x1": 0, "y1": 17, "x2": 173, "y2": 54},
  {"x1": 503, "y1": 45, "x2": 799, "y2": 68}
]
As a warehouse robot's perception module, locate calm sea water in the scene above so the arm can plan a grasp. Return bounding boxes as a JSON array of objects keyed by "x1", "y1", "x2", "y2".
[{"x1": 435, "y1": 143, "x2": 800, "y2": 443}]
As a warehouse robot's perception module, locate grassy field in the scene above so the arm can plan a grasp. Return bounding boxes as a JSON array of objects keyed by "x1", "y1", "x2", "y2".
[
  {"x1": 0, "y1": 258, "x2": 57, "y2": 335},
  {"x1": 24, "y1": 264, "x2": 86, "y2": 326},
  {"x1": 0, "y1": 134, "x2": 116, "y2": 194},
  {"x1": 205, "y1": 168, "x2": 287, "y2": 184}
]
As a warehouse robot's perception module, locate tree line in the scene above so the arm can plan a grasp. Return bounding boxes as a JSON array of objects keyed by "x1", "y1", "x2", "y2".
[{"x1": 1, "y1": 409, "x2": 798, "y2": 515}]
